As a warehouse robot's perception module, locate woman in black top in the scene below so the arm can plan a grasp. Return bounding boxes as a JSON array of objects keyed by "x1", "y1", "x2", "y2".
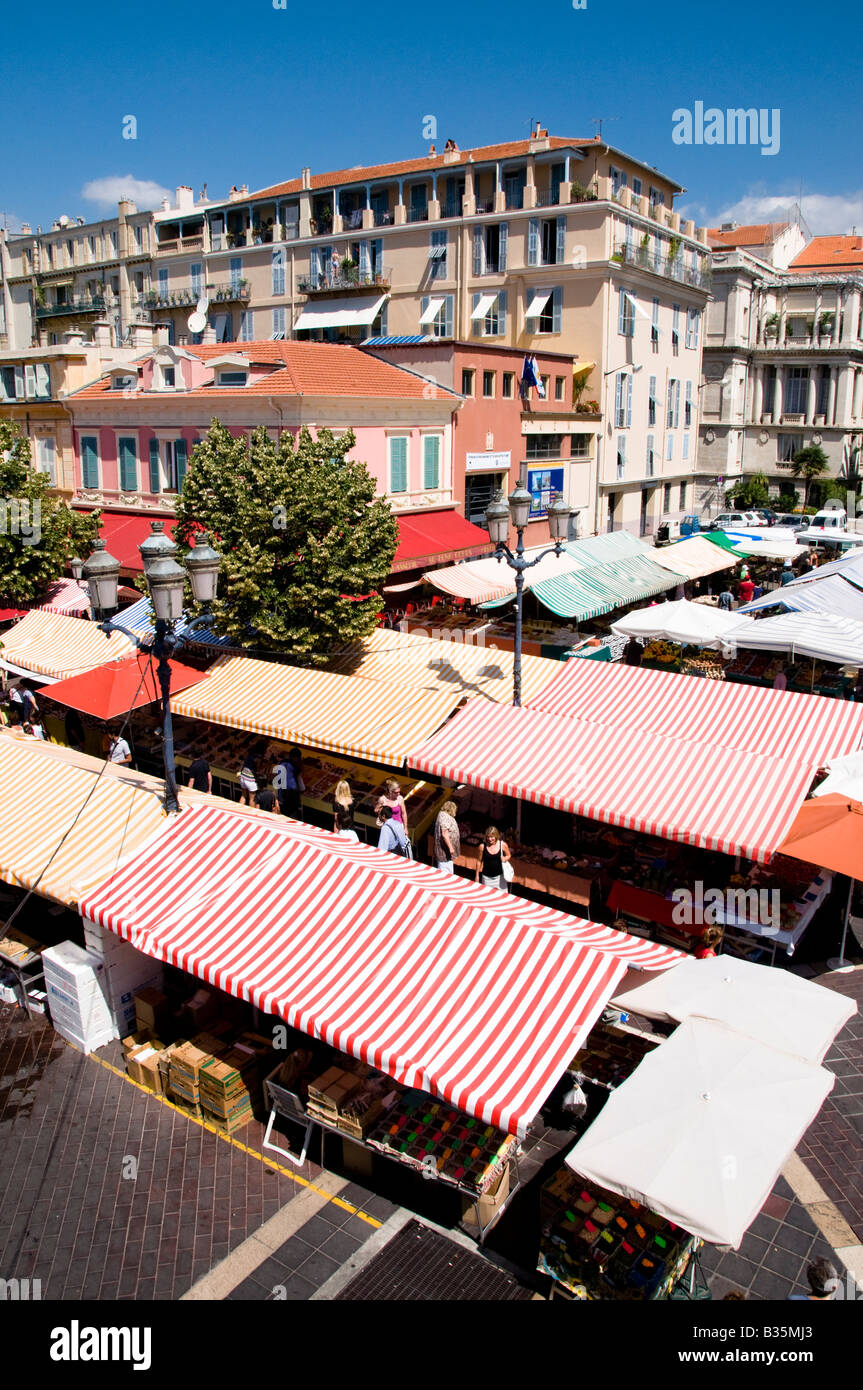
[{"x1": 475, "y1": 826, "x2": 512, "y2": 890}]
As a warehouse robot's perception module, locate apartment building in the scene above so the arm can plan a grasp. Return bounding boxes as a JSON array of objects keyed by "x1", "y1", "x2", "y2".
[
  {"x1": 2, "y1": 129, "x2": 710, "y2": 534},
  {"x1": 699, "y1": 232, "x2": 863, "y2": 507}
]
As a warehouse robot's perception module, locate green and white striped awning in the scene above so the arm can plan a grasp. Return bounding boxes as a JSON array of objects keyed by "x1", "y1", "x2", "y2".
[{"x1": 525, "y1": 553, "x2": 684, "y2": 620}]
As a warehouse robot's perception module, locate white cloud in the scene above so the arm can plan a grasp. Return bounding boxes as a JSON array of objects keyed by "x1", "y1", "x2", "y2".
[
  {"x1": 680, "y1": 190, "x2": 863, "y2": 236},
  {"x1": 81, "y1": 175, "x2": 172, "y2": 211}
]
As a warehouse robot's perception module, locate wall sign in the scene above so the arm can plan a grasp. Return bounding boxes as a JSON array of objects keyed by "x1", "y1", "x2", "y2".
[{"x1": 465, "y1": 450, "x2": 511, "y2": 474}]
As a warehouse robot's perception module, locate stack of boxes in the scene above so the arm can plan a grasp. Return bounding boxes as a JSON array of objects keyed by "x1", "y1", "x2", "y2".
[
  {"x1": 82, "y1": 921, "x2": 164, "y2": 1040},
  {"x1": 42, "y1": 942, "x2": 114, "y2": 1052}
]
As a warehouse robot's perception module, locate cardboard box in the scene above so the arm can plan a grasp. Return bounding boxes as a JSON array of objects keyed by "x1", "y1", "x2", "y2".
[
  {"x1": 461, "y1": 1162, "x2": 511, "y2": 1230},
  {"x1": 169, "y1": 1039, "x2": 221, "y2": 1091},
  {"x1": 134, "y1": 987, "x2": 171, "y2": 1035},
  {"x1": 198, "y1": 1051, "x2": 259, "y2": 1118},
  {"x1": 122, "y1": 1029, "x2": 155, "y2": 1057},
  {"x1": 127, "y1": 1042, "x2": 165, "y2": 1092},
  {"x1": 179, "y1": 988, "x2": 219, "y2": 1031},
  {"x1": 307, "y1": 1068, "x2": 362, "y2": 1118}
]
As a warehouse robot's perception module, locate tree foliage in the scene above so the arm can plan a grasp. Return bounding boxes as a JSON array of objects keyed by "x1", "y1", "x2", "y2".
[
  {"x1": 0, "y1": 420, "x2": 101, "y2": 602},
  {"x1": 728, "y1": 473, "x2": 770, "y2": 508},
  {"x1": 174, "y1": 421, "x2": 398, "y2": 662},
  {"x1": 789, "y1": 445, "x2": 829, "y2": 507}
]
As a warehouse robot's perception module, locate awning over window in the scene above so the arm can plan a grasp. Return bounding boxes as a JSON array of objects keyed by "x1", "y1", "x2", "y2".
[
  {"x1": 79, "y1": 803, "x2": 680, "y2": 1135},
  {"x1": 75, "y1": 512, "x2": 178, "y2": 573},
  {"x1": 525, "y1": 291, "x2": 551, "y2": 320},
  {"x1": 41, "y1": 655, "x2": 209, "y2": 720},
  {"x1": 293, "y1": 294, "x2": 387, "y2": 331},
  {"x1": 419, "y1": 296, "x2": 446, "y2": 325},
  {"x1": 470, "y1": 293, "x2": 498, "y2": 320},
  {"x1": 428, "y1": 244, "x2": 447, "y2": 261},
  {"x1": 392, "y1": 510, "x2": 492, "y2": 573},
  {"x1": 0, "y1": 609, "x2": 135, "y2": 682}
]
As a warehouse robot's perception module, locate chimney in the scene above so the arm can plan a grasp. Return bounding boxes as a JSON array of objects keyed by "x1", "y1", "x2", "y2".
[
  {"x1": 130, "y1": 323, "x2": 154, "y2": 350},
  {"x1": 176, "y1": 186, "x2": 194, "y2": 212},
  {"x1": 92, "y1": 320, "x2": 112, "y2": 349},
  {"x1": 21, "y1": 223, "x2": 32, "y2": 234},
  {"x1": 301, "y1": 167, "x2": 311, "y2": 190},
  {"x1": 154, "y1": 323, "x2": 170, "y2": 347},
  {"x1": 202, "y1": 323, "x2": 217, "y2": 345},
  {"x1": 161, "y1": 197, "x2": 170, "y2": 212},
  {"x1": 63, "y1": 328, "x2": 86, "y2": 348}
]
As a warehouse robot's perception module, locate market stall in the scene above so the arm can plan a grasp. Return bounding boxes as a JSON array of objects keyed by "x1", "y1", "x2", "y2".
[
  {"x1": 740, "y1": 573, "x2": 863, "y2": 624},
  {"x1": 0, "y1": 608, "x2": 135, "y2": 682},
  {"x1": 726, "y1": 610, "x2": 863, "y2": 670},
  {"x1": 611, "y1": 599, "x2": 751, "y2": 651}
]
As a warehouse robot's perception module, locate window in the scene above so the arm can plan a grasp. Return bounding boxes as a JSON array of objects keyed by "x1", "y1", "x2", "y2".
[
  {"x1": 158, "y1": 267, "x2": 168, "y2": 300},
  {"x1": 483, "y1": 370, "x2": 495, "y2": 398},
  {"x1": 0, "y1": 366, "x2": 21, "y2": 401},
  {"x1": 777, "y1": 433, "x2": 803, "y2": 463},
  {"x1": 764, "y1": 367, "x2": 777, "y2": 415},
  {"x1": 190, "y1": 263, "x2": 203, "y2": 298},
  {"x1": 272, "y1": 249, "x2": 285, "y2": 296},
  {"x1": 664, "y1": 483, "x2": 672, "y2": 511},
  {"x1": 272, "y1": 307, "x2": 286, "y2": 339},
  {"x1": 217, "y1": 371, "x2": 248, "y2": 386},
  {"x1": 111, "y1": 373, "x2": 137, "y2": 391},
  {"x1": 527, "y1": 466, "x2": 565, "y2": 518},
  {"x1": 555, "y1": 376, "x2": 566, "y2": 401},
  {"x1": 679, "y1": 482, "x2": 687, "y2": 509},
  {"x1": 533, "y1": 286, "x2": 561, "y2": 334},
  {"x1": 239, "y1": 310, "x2": 253, "y2": 342},
  {"x1": 648, "y1": 375, "x2": 657, "y2": 426},
  {"x1": 571, "y1": 436, "x2": 589, "y2": 459},
  {"x1": 229, "y1": 257, "x2": 242, "y2": 292},
  {"x1": 118, "y1": 437, "x2": 137, "y2": 492},
  {"x1": 429, "y1": 230, "x2": 448, "y2": 280},
  {"x1": 667, "y1": 378, "x2": 680, "y2": 428},
  {"x1": 645, "y1": 433, "x2": 656, "y2": 477},
  {"x1": 110, "y1": 231, "x2": 118, "y2": 256},
  {"x1": 610, "y1": 165, "x2": 626, "y2": 197},
  {"x1": 618, "y1": 288, "x2": 635, "y2": 337},
  {"x1": 686, "y1": 307, "x2": 701, "y2": 349},
  {"x1": 616, "y1": 436, "x2": 626, "y2": 479},
  {"x1": 502, "y1": 372, "x2": 514, "y2": 398},
  {"x1": 672, "y1": 304, "x2": 680, "y2": 355},
  {"x1": 529, "y1": 216, "x2": 566, "y2": 267},
  {"x1": 35, "y1": 437, "x2": 56, "y2": 485},
  {"x1": 88, "y1": 235, "x2": 97, "y2": 260},
  {"x1": 684, "y1": 380, "x2": 693, "y2": 426},
  {"x1": 422, "y1": 435, "x2": 441, "y2": 489},
  {"x1": 461, "y1": 369, "x2": 475, "y2": 396},
  {"x1": 421, "y1": 293, "x2": 453, "y2": 338},
  {"x1": 526, "y1": 434, "x2": 565, "y2": 460},
  {"x1": 615, "y1": 372, "x2": 633, "y2": 428},
  {"x1": 66, "y1": 239, "x2": 74, "y2": 266},
  {"x1": 212, "y1": 313, "x2": 232, "y2": 342},
  {"x1": 682, "y1": 433, "x2": 690, "y2": 461},
  {"x1": 649, "y1": 187, "x2": 665, "y2": 209},
  {"x1": 471, "y1": 290, "x2": 506, "y2": 337},
  {"x1": 540, "y1": 374, "x2": 550, "y2": 398},
  {"x1": 666, "y1": 434, "x2": 674, "y2": 462},
  {"x1": 81, "y1": 436, "x2": 99, "y2": 489},
  {"x1": 651, "y1": 297, "x2": 660, "y2": 349},
  {"x1": 786, "y1": 367, "x2": 809, "y2": 414},
  {"x1": 817, "y1": 366, "x2": 830, "y2": 416},
  {"x1": 162, "y1": 366, "x2": 176, "y2": 389},
  {"x1": 389, "y1": 436, "x2": 408, "y2": 493},
  {"x1": 632, "y1": 177, "x2": 642, "y2": 198},
  {"x1": 473, "y1": 222, "x2": 508, "y2": 275}
]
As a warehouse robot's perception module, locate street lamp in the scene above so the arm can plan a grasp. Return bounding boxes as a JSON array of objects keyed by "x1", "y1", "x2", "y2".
[
  {"x1": 82, "y1": 521, "x2": 222, "y2": 814},
  {"x1": 485, "y1": 483, "x2": 572, "y2": 707}
]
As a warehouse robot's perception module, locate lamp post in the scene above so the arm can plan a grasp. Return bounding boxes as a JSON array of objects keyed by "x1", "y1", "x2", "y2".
[
  {"x1": 485, "y1": 484, "x2": 572, "y2": 706},
  {"x1": 82, "y1": 521, "x2": 221, "y2": 814}
]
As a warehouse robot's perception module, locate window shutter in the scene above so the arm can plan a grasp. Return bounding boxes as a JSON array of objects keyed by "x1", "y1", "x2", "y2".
[
  {"x1": 158, "y1": 268, "x2": 168, "y2": 291},
  {"x1": 626, "y1": 373, "x2": 633, "y2": 427},
  {"x1": 272, "y1": 249, "x2": 285, "y2": 295},
  {"x1": 472, "y1": 292, "x2": 481, "y2": 337},
  {"x1": 13, "y1": 366, "x2": 24, "y2": 399},
  {"x1": 556, "y1": 215, "x2": 566, "y2": 264},
  {"x1": 35, "y1": 363, "x2": 51, "y2": 397},
  {"x1": 552, "y1": 286, "x2": 562, "y2": 333},
  {"x1": 119, "y1": 437, "x2": 137, "y2": 492},
  {"x1": 24, "y1": 364, "x2": 36, "y2": 397},
  {"x1": 81, "y1": 437, "x2": 99, "y2": 489},
  {"x1": 359, "y1": 240, "x2": 371, "y2": 278},
  {"x1": 675, "y1": 380, "x2": 681, "y2": 427},
  {"x1": 685, "y1": 380, "x2": 692, "y2": 424},
  {"x1": 618, "y1": 288, "x2": 627, "y2": 335},
  {"x1": 175, "y1": 439, "x2": 187, "y2": 492},
  {"x1": 615, "y1": 374, "x2": 624, "y2": 424},
  {"x1": 390, "y1": 437, "x2": 408, "y2": 493},
  {"x1": 498, "y1": 222, "x2": 508, "y2": 271},
  {"x1": 310, "y1": 247, "x2": 321, "y2": 287},
  {"x1": 372, "y1": 238, "x2": 383, "y2": 273},
  {"x1": 148, "y1": 438, "x2": 161, "y2": 493},
  {"x1": 498, "y1": 290, "x2": 507, "y2": 337},
  {"x1": 528, "y1": 218, "x2": 539, "y2": 266},
  {"x1": 646, "y1": 434, "x2": 654, "y2": 474},
  {"x1": 423, "y1": 435, "x2": 440, "y2": 489},
  {"x1": 443, "y1": 295, "x2": 453, "y2": 337},
  {"x1": 421, "y1": 295, "x2": 429, "y2": 331},
  {"x1": 473, "y1": 227, "x2": 484, "y2": 276}
]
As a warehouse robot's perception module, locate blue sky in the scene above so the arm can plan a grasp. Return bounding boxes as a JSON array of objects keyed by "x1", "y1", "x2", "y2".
[{"x1": 2, "y1": 0, "x2": 861, "y2": 235}]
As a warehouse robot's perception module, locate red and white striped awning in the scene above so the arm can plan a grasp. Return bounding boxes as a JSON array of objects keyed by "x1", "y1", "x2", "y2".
[
  {"x1": 80, "y1": 804, "x2": 680, "y2": 1136},
  {"x1": 529, "y1": 659, "x2": 863, "y2": 766},
  {"x1": 409, "y1": 699, "x2": 829, "y2": 863}
]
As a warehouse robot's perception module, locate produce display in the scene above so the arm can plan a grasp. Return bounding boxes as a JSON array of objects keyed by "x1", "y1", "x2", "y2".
[
  {"x1": 365, "y1": 1090, "x2": 518, "y2": 1195},
  {"x1": 641, "y1": 639, "x2": 680, "y2": 668},
  {"x1": 679, "y1": 651, "x2": 725, "y2": 680},
  {"x1": 569, "y1": 1023, "x2": 659, "y2": 1090},
  {"x1": 538, "y1": 1169, "x2": 695, "y2": 1300}
]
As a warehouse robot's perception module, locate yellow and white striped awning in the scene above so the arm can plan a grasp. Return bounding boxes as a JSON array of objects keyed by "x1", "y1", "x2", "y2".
[
  {"x1": 326, "y1": 626, "x2": 560, "y2": 706},
  {"x1": 171, "y1": 655, "x2": 463, "y2": 767},
  {"x1": 0, "y1": 609, "x2": 135, "y2": 682},
  {"x1": 0, "y1": 737, "x2": 169, "y2": 906}
]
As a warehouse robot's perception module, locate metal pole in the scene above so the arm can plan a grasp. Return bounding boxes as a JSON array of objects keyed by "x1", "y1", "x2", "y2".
[
  {"x1": 828, "y1": 877, "x2": 856, "y2": 972},
  {"x1": 513, "y1": 523, "x2": 525, "y2": 708},
  {"x1": 154, "y1": 618, "x2": 180, "y2": 815}
]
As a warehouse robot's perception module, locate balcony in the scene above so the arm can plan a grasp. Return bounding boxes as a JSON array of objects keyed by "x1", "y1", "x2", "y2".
[
  {"x1": 35, "y1": 296, "x2": 106, "y2": 319},
  {"x1": 297, "y1": 269, "x2": 390, "y2": 296},
  {"x1": 474, "y1": 198, "x2": 495, "y2": 214},
  {"x1": 156, "y1": 234, "x2": 205, "y2": 255},
  {"x1": 372, "y1": 208, "x2": 393, "y2": 227},
  {"x1": 210, "y1": 281, "x2": 250, "y2": 302},
  {"x1": 408, "y1": 205, "x2": 429, "y2": 223},
  {"x1": 534, "y1": 188, "x2": 561, "y2": 208},
  {"x1": 340, "y1": 209, "x2": 365, "y2": 231},
  {"x1": 612, "y1": 242, "x2": 711, "y2": 290},
  {"x1": 440, "y1": 200, "x2": 463, "y2": 219}
]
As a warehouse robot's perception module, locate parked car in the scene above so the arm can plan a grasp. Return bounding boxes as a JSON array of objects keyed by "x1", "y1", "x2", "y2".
[
  {"x1": 774, "y1": 513, "x2": 806, "y2": 532},
  {"x1": 710, "y1": 512, "x2": 755, "y2": 531},
  {"x1": 753, "y1": 509, "x2": 778, "y2": 526}
]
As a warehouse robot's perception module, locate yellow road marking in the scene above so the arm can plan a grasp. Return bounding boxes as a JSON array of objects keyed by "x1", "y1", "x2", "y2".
[{"x1": 70, "y1": 1042, "x2": 381, "y2": 1229}]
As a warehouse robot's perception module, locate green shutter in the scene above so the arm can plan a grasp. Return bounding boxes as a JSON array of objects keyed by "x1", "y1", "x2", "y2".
[
  {"x1": 149, "y1": 439, "x2": 161, "y2": 493},
  {"x1": 390, "y1": 437, "x2": 408, "y2": 493},
  {"x1": 423, "y1": 435, "x2": 440, "y2": 489},
  {"x1": 118, "y1": 437, "x2": 137, "y2": 492},
  {"x1": 81, "y1": 436, "x2": 99, "y2": 489},
  {"x1": 175, "y1": 439, "x2": 187, "y2": 491}
]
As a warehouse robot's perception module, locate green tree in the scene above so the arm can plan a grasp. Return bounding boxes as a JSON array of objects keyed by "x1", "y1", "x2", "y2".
[
  {"x1": 789, "y1": 445, "x2": 829, "y2": 509},
  {"x1": 728, "y1": 473, "x2": 770, "y2": 508},
  {"x1": 0, "y1": 419, "x2": 101, "y2": 602},
  {"x1": 174, "y1": 421, "x2": 398, "y2": 662}
]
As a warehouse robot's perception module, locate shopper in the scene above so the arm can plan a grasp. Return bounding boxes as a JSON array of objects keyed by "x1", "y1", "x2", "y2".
[
  {"x1": 26, "y1": 719, "x2": 46, "y2": 740},
  {"x1": 693, "y1": 925, "x2": 723, "y2": 959},
  {"x1": 18, "y1": 683, "x2": 38, "y2": 721},
  {"x1": 377, "y1": 804, "x2": 410, "y2": 857},
  {"x1": 788, "y1": 1259, "x2": 839, "y2": 1300},
  {"x1": 335, "y1": 806, "x2": 360, "y2": 842},
  {"x1": 238, "y1": 741, "x2": 266, "y2": 805},
  {"x1": 375, "y1": 778, "x2": 408, "y2": 835},
  {"x1": 332, "y1": 778, "x2": 354, "y2": 829},
  {"x1": 187, "y1": 753, "x2": 212, "y2": 793},
  {"x1": 108, "y1": 731, "x2": 132, "y2": 765},
  {"x1": 772, "y1": 665, "x2": 788, "y2": 691},
  {"x1": 737, "y1": 573, "x2": 755, "y2": 606},
  {"x1": 433, "y1": 800, "x2": 460, "y2": 874},
  {"x1": 475, "y1": 826, "x2": 512, "y2": 890},
  {"x1": 254, "y1": 786, "x2": 280, "y2": 814},
  {"x1": 780, "y1": 559, "x2": 795, "y2": 587},
  {"x1": 274, "y1": 746, "x2": 304, "y2": 818}
]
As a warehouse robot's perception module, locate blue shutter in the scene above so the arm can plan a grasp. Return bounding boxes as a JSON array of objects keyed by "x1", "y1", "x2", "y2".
[
  {"x1": 421, "y1": 295, "x2": 429, "y2": 331},
  {"x1": 626, "y1": 374, "x2": 633, "y2": 427},
  {"x1": 685, "y1": 380, "x2": 693, "y2": 425},
  {"x1": 552, "y1": 286, "x2": 562, "y2": 333},
  {"x1": 423, "y1": 435, "x2": 440, "y2": 489},
  {"x1": 649, "y1": 375, "x2": 657, "y2": 424},
  {"x1": 498, "y1": 290, "x2": 507, "y2": 337},
  {"x1": 149, "y1": 438, "x2": 161, "y2": 493},
  {"x1": 556, "y1": 215, "x2": 566, "y2": 264},
  {"x1": 646, "y1": 434, "x2": 654, "y2": 475},
  {"x1": 175, "y1": 439, "x2": 187, "y2": 491},
  {"x1": 675, "y1": 380, "x2": 681, "y2": 427},
  {"x1": 627, "y1": 290, "x2": 636, "y2": 336},
  {"x1": 615, "y1": 374, "x2": 624, "y2": 425},
  {"x1": 81, "y1": 436, "x2": 99, "y2": 489},
  {"x1": 272, "y1": 250, "x2": 285, "y2": 295},
  {"x1": 390, "y1": 437, "x2": 408, "y2": 493},
  {"x1": 473, "y1": 227, "x2": 483, "y2": 276},
  {"x1": 443, "y1": 295, "x2": 453, "y2": 337},
  {"x1": 498, "y1": 222, "x2": 508, "y2": 271},
  {"x1": 372, "y1": 238, "x2": 383, "y2": 275},
  {"x1": 119, "y1": 438, "x2": 137, "y2": 492},
  {"x1": 528, "y1": 218, "x2": 539, "y2": 266},
  {"x1": 618, "y1": 288, "x2": 627, "y2": 335},
  {"x1": 230, "y1": 257, "x2": 242, "y2": 290},
  {"x1": 472, "y1": 292, "x2": 481, "y2": 337}
]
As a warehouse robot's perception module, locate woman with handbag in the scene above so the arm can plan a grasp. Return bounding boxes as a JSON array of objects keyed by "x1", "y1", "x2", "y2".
[{"x1": 475, "y1": 826, "x2": 513, "y2": 891}]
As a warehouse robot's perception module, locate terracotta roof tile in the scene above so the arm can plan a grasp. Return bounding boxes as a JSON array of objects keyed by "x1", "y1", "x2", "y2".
[
  {"x1": 789, "y1": 235, "x2": 863, "y2": 272},
  {"x1": 707, "y1": 222, "x2": 788, "y2": 248}
]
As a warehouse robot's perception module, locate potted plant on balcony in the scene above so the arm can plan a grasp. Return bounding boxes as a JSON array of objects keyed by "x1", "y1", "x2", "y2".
[
  {"x1": 818, "y1": 312, "x2": 835, "y2": 338},
  {"x1": 668, "y1": 235, "x2": 681, "y2": 263},
  {"x1": 339, "y1": 258, "x2": 358, "y2": 284},
  {"x1": 763, "y1": 312, "x2": 779, "y2": 339}
]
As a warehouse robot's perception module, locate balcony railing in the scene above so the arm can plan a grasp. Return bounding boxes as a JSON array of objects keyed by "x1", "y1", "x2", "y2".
[
  {"x1": 534, "y1": 188, "x2": 561, "y2": 208},
  {"x1": 143, "y1": 281, "x2": 250, "y2": 309},
  {"x1": 340, "y1": 209, "x2": 365, "y2": 230},
  {"x1": 408, "y1": 205, "x2": 429, "y2": 223},
  {"x1": 440, "y1": 200, "x2": 463, "y2": 218},
  {"x1": 474, "y1": 197, "x2": 495, "y2": 214},
  {"x1": 210, "y1": 281, "x2": 251, "y2": 302},
  {"x1": 156, "y1": 234, "x2": 205, "y2": 255},
  {"x1": 35, "y1": 296, "x2": 106, "y2": 318},
  {"x1": 297, "y1": 269, "x2": 390, "y2": 295},
  {"x1": 612, "y1": 242, "x2": 711, "y2": 289},
  {"x1": 372, "y1": 208, "x2": 393, "y2": 227}
]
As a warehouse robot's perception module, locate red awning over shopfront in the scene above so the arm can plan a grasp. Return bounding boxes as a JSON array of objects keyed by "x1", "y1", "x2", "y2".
[
  {"x1": 80, "y1": 512, "x2": 178, "y2": 572},
  {"x1": 41, "y1": 655, "x2": 208, "y2": 720},
  {"x1": 392, "y1": 510, "x2": 492, "y2": 573},
  {"x1": 80, "y1": 804, "x2": 680, "y2": 1136}
]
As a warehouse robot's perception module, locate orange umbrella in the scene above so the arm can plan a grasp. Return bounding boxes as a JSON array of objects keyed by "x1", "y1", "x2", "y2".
[{"x1": 776, "y1": 793, "x2": 862, "y2": 971}]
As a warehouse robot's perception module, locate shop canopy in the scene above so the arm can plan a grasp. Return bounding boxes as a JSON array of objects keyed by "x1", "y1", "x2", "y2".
[
  {"x1": 118, "y1": 595, "x2": 235, "y2": 649},
  {"x1": 86, "y1": 512, "x2": 178, "y2": 572},
  {"x1": 705, "y1": 530, "x2": 805, "y2": 561},
  {"x1": 35, "y1": 577, "x2": 91, "y2": 615},
  {"x1": 408, "y1": 698, "x2": 822, "y2": 863},
  {"x1": 610, "y1": 599, "x2": 754, "y2": 651},
  {"x1": 791, "y1": 549, "x2": 863, "y2": 587},
  {"x1": 644, "y1": 535, "x2": 739, "y2": 581},
  {"x1": 79, "y1": 803, "x2": 680, "y2": 1136},
  {"x1": 726, "y1": 611, "x2": 863, "y2": 667},
  {"x1": 170, "y1": 653, "x2": 463, "y2": 767},
  {"x1": 392, "y1": 511, "x2": 492, "y2": 574},
  {"x1": 293, "y1": 295, "x2": 388, "y2": 331},
  {"x1": 740, "y1": 573, "x2": 863, "y2": 624},
  {"x1": 565, "y1": 1018, "x2": 834, "y2": 1248},
  {"x1": 528, "y1": 657, "x2": 863, "y2": 764},
  {"x1": 494, "y1": 554, "x2": 690, "y2": 621},
  {"x1": 40, "y1": 655, "x2": 209, "y2": 721},
  {"x1": 426, "y1": 547, "x2": 581, "y2": 605},
  {"x1": 812, "y1": 750, "x2": 863, "y2": 802},
  {"x1": 325, "y1": 624, "x2": 560, "y2": 705},
  {"x1": 0, "y1": 609, "x2": 26, "y2": 623},
  {"x1": 775, "y1": 792, "x2": 863, "y2": 880},
  {"x1": 0, "y1": 737, "x2": 168, "y2": 906},
  {"x1": 612, "y1": 955, "x2": 855, "y2": 1065},
  {"x1": 0, "y1": 608, "x2": 135, "y2": 682}
]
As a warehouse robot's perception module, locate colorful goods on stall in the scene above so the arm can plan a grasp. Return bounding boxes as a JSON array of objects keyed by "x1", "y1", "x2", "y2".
[
  {"x1": 365, "y1": 1089, "x2": 518, "y2": 1195},
  {"x1": 641, "y1": 639, "x2": 680, "y2": 669}
]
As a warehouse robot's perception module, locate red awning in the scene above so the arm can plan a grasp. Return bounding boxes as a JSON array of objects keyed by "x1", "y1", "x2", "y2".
[
  {"x1": 83, "y1": 513, "x2": 178, "y2": 572},
  {"x1": 40, "y1": 654, "x2": 209, "y2": 720},
  {"x1": 392, "y1": 511, "x2": 492, "y2": 573},
  {"x1": 0, "y1": 609, "x2": 26, "y2": 623}
]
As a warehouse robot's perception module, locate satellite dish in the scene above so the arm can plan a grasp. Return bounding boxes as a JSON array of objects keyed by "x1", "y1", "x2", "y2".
[
  {"x1": 196, "y1": 297, "x2": 209, "y2": 316},
  {"x1": 188, "y1": 310, "x2": 207, "y2": 334}
]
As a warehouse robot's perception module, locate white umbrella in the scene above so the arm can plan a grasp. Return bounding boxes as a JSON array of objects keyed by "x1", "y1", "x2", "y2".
[
  {"x1": 813, "y1": 750, "x2": 863, "y2": 802},
  {"x1": 725, "y1": 610, "x2": 863, "y2": 666},
  {"x1": 566, "y1": 1017, "x2": 833, "y2": 1247},
  {"x1": 611, "y1": 954, "x2": 856, "y2": 1064},
  {"x1": 611, "y1": 599, "x2": 754, "y2": 651}
]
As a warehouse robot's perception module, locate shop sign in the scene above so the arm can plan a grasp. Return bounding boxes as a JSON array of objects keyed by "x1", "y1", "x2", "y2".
[
  {"x1": 527, "y1": 466, "x2": 565, "y2": 519},
  {"x1": 465, "y1": 450, "x2": 511, "y2": 474}
]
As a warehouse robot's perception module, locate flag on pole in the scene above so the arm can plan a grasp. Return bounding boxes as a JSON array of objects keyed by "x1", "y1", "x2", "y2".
[{"x1": 520, "y1": 355, "x2": 546, "y2": 398}]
